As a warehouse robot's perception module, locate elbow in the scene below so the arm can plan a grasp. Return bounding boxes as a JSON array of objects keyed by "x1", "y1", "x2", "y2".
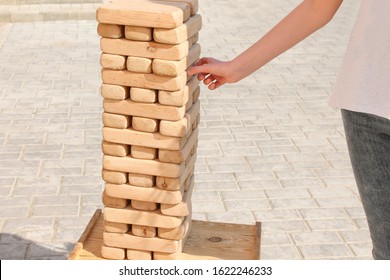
[{"x1": 307, "y1": 0, "x2": 342, "y2": 29}]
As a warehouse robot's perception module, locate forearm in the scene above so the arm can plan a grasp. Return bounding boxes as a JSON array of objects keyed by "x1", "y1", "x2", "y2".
[{"x1": 230, "y1": 0, "x2": 343, "y2": 81}]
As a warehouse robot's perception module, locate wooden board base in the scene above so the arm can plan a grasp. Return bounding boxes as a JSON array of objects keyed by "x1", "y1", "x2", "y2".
[{"x1": 68, "y1": 209, "x2": 261, "y2": 260}]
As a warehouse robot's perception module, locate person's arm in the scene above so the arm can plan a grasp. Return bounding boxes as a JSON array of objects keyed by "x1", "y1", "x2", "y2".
[{"x1": 187, "y1": 0, "x2": 343, "y2": 90}]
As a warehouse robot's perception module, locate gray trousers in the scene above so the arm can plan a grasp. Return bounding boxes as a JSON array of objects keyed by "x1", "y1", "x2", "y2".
[{"x1": 342, "y1": 109, "x2": 390, "y2": 260}]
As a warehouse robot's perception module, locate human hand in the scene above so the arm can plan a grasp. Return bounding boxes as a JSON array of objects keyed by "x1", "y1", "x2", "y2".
[{"x1": 187, "y1": 57, "x2": 238, "y2": 90}]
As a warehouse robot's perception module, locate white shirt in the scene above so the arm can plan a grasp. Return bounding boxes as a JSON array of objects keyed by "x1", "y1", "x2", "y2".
[{"x1": 329, "y1": 0, "x2": 390, "y2": 119}]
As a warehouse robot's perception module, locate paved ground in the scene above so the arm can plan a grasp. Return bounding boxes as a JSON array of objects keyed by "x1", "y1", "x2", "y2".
[{"x1": 0, "y1": 0, "x2": 371, "y2": 260}]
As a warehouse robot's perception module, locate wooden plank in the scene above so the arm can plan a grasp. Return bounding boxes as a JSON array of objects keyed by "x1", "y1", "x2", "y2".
[
  {"x1": 160, "y1": 176, "x2": 193, "y2": 217},
  {"x1": 103, "y1": 231, "x2": 179, "y2": 254},
  {"x1": 104, "y1": 98, "x2": 186, "y2": 121},
  {"x1": 68, "y1": 209, "x2": 261, "y2": 260},
  {"x1": 158, "y1": 127, "x2": 198, "y2": 163},
  {"x1": 101, "y1": 245, "x2": 126, "y2": 260},
  {"x1": 129, "y1": 87, "x2": 157, "y2": 103},
  {"x1": 102, "y1": 169, "x2": 128, "y2": 184},
  {"x1": 97, "y1": 1, "x2": 188, "y2": 29},
  {"x1": 100, "y1": 38, "x2": 190, "y2": 61},
  {"x1": 152, "y1": 43, "x2": 201, "y2": 77},
  {"x1": 125, "y1": 26, "x2": 152, "y2": 41},
  {"x1": 158, "y1": 76, "x2": 199, "y2": 107},
  {"x1": 160, "y1": 100, "x2": 200, "y2": 137},
  {"x1": 97, "y1": 23, "x2": 124, "y2": 38},
  {"x1": 103, "y1": 127, "x2": 184, "y2": 151},
  {"x1": 100, "y1": 53, "x2": 126, "y2": 70},
  {"x1": 158, "y1": 215, "x2": 191, "y2": 240},
  {"x1": 132, "y1": 117, "x2": 159, "y2": 133},
  {"x1": 128, "y1": 173, "x2": 155, "y2": 188},
  {"x1": 127, "y1": 249, "x2": 152, "y2": 260},
  {"x1": 102, "y1": 69, "x2": 187, "y2": 92},
  {"x1": 104, "y1": 220, "x2": 129, "y2": 233},
  {"x1": 101, "y1": 84, "x2": 129, "y2": 100},
  {"x1": 102, "y1": 112, "x2": 131, "y2": 129},
  {"x1": 104, "y1": 206, "x2": 184, "y2": 229},
  {"x1": 131, "y1": 200, "x2": 158, "y2": 211},
  {"x1": 105, "y1": 183, "x2": 184, "y2": 204},
  {"x1": 131, "y1": 146, "x2": 157, "y2": 160},
  {"x1": 103, "y1": 154, "x2": 184, "y2": 178},
  {"x1": 126, "y1": 57, "x2": 152, "y2": 74},
  {"x1": 102, "y1": 141, "x2": 129, "y2": 157},
  {"x1": 154, "y1": 14, "x2": 202, "y2": 44},
  {"x1": 132, "y1": 225, "x2": 156, "y2": 238}
]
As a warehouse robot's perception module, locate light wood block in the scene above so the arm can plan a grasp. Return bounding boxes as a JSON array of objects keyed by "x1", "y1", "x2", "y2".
[
  {"x1": 129, "y1": 87, "x2": 157, "y2": 103},
  {"x1": 103, "y1": 127, "x2": 184, "y2": 151},
  {"x1": 154, "y1": 14, "x2": 202, "y2": 44},
  {"x1": 158, "y1": 76, "x2": 199, "y2": 107},
  {"x1": 102, "y1": 169, "x2": 128, "y2": 184},
  {"x1": 102, "y1": 141, "x2": 129, "y2": 157},
  {"x1": 97, "y1": 23, "x2": 124, "y2": 38},
  {"x1": 127, "y1": 249, "x2": 152, "y2": 260},
  {"x1": 158, "y1": 127, "x2": 198, "y2": 163},
  {"x1": 131, "y1": 200, "x2": 158, "y2": 211},
  {"x1": 103, "y1": 231, "x2": 179, "y2": 254},
  {"x1": 161, "y1": 176, "x2": 193, "y2": 217},
  {"x1": 131, "y1": 145, "x2": 157, "y2": 160},
  {"x1": 126, "y1": 56, "x2": 152, "y2": 74},
  {"x1": 103, "y1": 220, "x2": 129, "y2": 233},
  {"x1": 104, "y1": 206, "x2": 184, "y2": 229},
  {"x1": 132, "y1": 117, "x2": 159, "y2": 133},
  {"x1": 102, "y1": 112, "x2": 130, "y2": 129},
  {"x1": 125, "y1": 26, "x2": 152, "y2": 41},
  {"x1": 100, "y1": 53, "x2": 126, "y2": 70},
  {"x1": 103, "y1": 154, "x2": 184, "y2": 177},
  {"x1": 101, "y1": 245, "x2": 125, "y2": 260},
  {"x1": 104, "y1": 99, "x2": 186, "y2": 121},
  {"x1": 128, "y1": 173, "x2": 155, "y2": 188},
  {"x1": 97, "y1": 1, "x2": 189, "y2": 29},
  {"x1": 132, "y1": 225, "x2": 156, "y2": 238},
  {"x1": 100, "y1": 38, "x2": 190, "y2": 61},
  {"x1": 105, "y1": 183, "x2": 183, "y2": 204},
  {"x1": 152, "y1": 43, "x2": 200, "y2": 77},
  {"x1": 160, "y1": 100, "x2": 200, "y2": 137},
  {"x1": 158, "y1": 215, "x2": 191, "y2": 241},
  {"x1": 101, "y1": 84, "x2": 129, "y2": 100},
  {"x1": 102, "y1": 191, "x2": 128, "y2": 209},
  {"x1": 156, "y1": 153, "x2": 196, "y2": 191}
]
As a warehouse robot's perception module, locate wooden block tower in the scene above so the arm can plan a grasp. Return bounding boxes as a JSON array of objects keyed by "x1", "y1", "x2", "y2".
[{"x1": 96, "y1": 0, "x2": 201, "y2": 260}]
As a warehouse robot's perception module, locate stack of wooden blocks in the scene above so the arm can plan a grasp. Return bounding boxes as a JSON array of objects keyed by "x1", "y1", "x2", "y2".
[{"x1": 96, "y1": 0, "x2": 201, "y2": 260}]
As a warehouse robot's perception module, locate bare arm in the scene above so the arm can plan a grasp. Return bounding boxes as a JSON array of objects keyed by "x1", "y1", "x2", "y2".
[{"x1": 188, "y1": 0, "x2": 343, "y2": 90}]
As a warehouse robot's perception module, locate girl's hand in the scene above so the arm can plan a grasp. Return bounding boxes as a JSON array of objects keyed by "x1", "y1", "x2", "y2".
[{"x1": 187, "y1": 57, "x2": 238, "y2": 90}]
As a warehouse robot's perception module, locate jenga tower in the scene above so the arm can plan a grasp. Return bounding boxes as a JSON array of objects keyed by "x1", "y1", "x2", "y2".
[{"x1": 96, "y1": 0, "x2": 201, "y2": 260}]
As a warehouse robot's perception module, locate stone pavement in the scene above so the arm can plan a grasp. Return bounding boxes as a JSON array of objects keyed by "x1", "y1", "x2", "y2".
[{"x1": 0, "y1": 0, "x2": 371, "y2": 260}]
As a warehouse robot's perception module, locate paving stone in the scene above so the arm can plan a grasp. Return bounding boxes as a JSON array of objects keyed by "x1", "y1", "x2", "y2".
[{"x1": 299, "y1": 244, "x2": 354, "y2": 259}]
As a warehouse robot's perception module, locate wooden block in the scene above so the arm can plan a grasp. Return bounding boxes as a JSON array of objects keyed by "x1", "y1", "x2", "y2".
[
  {"x1": 126, "y1": 56, "x2": 152, "y2": 74},
  {"x1": 158, "y1": 215, "x2": 191, "y2": 240},
  {"x1": 125, "y1": 26, "x2": 152, "y2": 41},
  {"x1": 132, "y1": 225, "x2": 156, "y2": 238},
  {"x1": 103, "y1": 127, "x2": 184, "y2": 151},
  {"x1": 157, "y1": 0, "x2": 198, "y2": 16},
  {"x1": 102, "y1": 141, "x2": 129, "y2": 157},
  {"x1": 103, "y1": 154, "x2": 184, "y2": 177},
  {"x1": 103, "y1": 231, "x2": 179, "y2": 254},
  {"x1": 131, "y1": 145, "x2": 157, "y2": 160},
  {"x1": 127, "y1": 249, "x2": 152, "y2": 260},
  {"x1": 102, "y1": 112, "x2": 130, "y2": 129},
  {"x1": 152, "y1": 43, "x2": 200, "y2": 77},
  {"x1": 160, "y1": 100, "x2": 200, "y2": 137},
  {"x1": 105, "y1": 183, "x2": 183, "y2": 204},
  {"x1": 100, "y1": 37, "x2": 190, "y2": 61},
  {"x1": 158, "y1": 76, "x2": 199, "y2": 107},
  {"x1": 103, "y1": 220, "x2": 129, "y2": 233},
  {"x1": 101, "y1": 84, "x2": 129, "y2": 100},
  {"x1": 193, "y1": 85, "x2": 200, "y2": 102},
  {"x1": 102, "y1": 169, "x2": 128, "y2": 184},
  {"x1": 97, "y1": 23, "x2": 124, "y2": 38},
  {"x1": 102, "y1": 191, "x2": 128, "y2": 208},
  {"x1": 154, "y1": 14, "x2": 202, "y2": 44},
  {"x1": 128, "y1": 173, "x2": 155, "y2": 188},
  {"x1": 161, "y1": 176, "x2": 193, "y2": 217},
  {"x1": 154, "y1": 222, "x2": 191, "y2": 259},
  {"x1": 131, "y1": 200, "x2": 158, "y2": 211},
  {"x1": 100, "y1": 53, "x2": 126, "y2": 70},
  {"x1": 101, "y1": 245, "x2": 125, "y2": 260},
  {"x1": 130, "y1": 87, "x2": 157, "y2": 103},
  {"x1": 104, "y1": 206, "x2": 184, "y2": 229},
  {"x1": 132, "y1": 117, "x2": 159, "y2": 133},
  {"x1": 159, "y1": 127, "x2": 198, "y2": 163},
  {"x1": 97, "y1": 1, "x2": 190, "y2": 29},
  {"x1": 104, "y1": 99, "x2": 186, "y2": 121}
]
